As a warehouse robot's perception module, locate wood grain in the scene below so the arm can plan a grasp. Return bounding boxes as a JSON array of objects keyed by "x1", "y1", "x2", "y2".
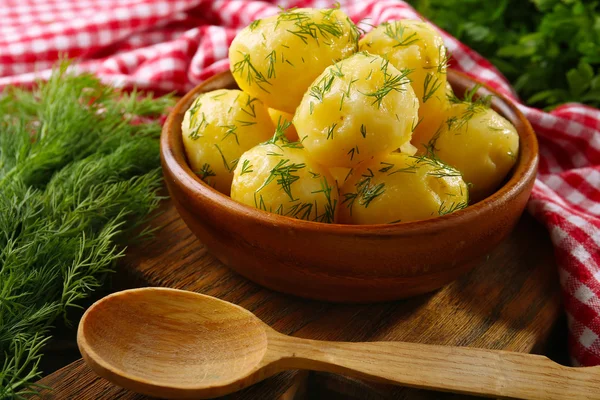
[
  {"x1": 76, "y1": 287, "x2": 589, "y2": 399},
  {"x1": 35, "y1": 200, "x2": 562, "y2": 399}
]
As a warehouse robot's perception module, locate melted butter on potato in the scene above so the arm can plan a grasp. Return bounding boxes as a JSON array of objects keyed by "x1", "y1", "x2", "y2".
[
  {"x1": 359, "y1": 20, "x2": 448, "y2": 152},
  {"x1": 229, "y1": 8, "x2": 359, "y2": 114},
  {"x1": 431, "y1": 101, "x2": 519, "y2": 202},
  {"x1": 231, "y1": 142, "x2": 339, "y2": 223},
  {"x1": 294, "y1": 52, "x2": 419, "y2": 168},
  {"x1": 181, "y1": 89, "x2": 274, "y2": 195},
  {"x1": 339, "y1": 153, "x2": 468, "y2": 224}
]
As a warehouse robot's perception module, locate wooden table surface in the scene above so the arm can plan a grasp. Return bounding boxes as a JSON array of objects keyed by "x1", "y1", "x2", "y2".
[{"x1": 35, "y1": 199, "x2": 562, "y2": 399}]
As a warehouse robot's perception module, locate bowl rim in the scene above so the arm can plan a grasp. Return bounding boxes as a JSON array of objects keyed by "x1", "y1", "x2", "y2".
[{"x1": 161, "y1": 69, "x2": 538, "y2": 237}]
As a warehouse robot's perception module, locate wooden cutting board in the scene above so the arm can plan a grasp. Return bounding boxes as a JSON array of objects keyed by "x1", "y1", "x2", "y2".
[{"x1": 36, "y1": 199, "x2": 562, "y2": 399}]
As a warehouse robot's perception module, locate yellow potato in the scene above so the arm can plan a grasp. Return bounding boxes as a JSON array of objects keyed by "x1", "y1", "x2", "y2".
[
  {"x1": 267, "y1": 108, "x2": 298, "y2": 141},
  {"x1": 329, "y1": 167, "x2": 352, "y2": 188},
  {"x1": 339, "y1": 153, "x2": 468, "y2": 224},
  {"x1": 411, "y1": 83, "x2": 454, "y2": 152},
  {"x1": 294, "y1": 52, "x2": 419, "y2": 168},
  {"x1": 229, "y1": 8, "x2": 359, "y2": 113},
  {"x1": 181, "y1": 89, "x2": 274, "y2": 195},
  {"x1": 431, "y1": 101, "x2": 519, "y2": 202},
  {"x1": 231, "y1": 143, "x2": 339, "y2": 223},
  {"x1": 359, "y1": 20, "x2": 448, "y2": 152}
]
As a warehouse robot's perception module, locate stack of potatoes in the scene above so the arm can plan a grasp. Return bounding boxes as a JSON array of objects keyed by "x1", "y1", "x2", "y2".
[{"x1": 181, "y1": 7, "x2": 519, "y2": 225}]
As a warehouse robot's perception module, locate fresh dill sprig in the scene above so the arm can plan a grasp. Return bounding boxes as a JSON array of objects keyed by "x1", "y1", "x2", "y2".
[
  {"x1": 0, "y1": 61, "x2": 172, "y2": 398},
  {"x1": 309, "y1": 73, "x2": 335, "y2": 103},
  {"x1": 363, "y1": 66, "x2": 413, "y2": 109},
  {"x1": 381, "y1": 22, "x2": 419, "y2": 47},
  {"x1": 312, "y1": 177, "x2": 337, "y2": 223},
  {"x1": 342, "y1": 168, "x2": 386, "y2": 214},
  {"x1": 240, "y1": 159, "x2": 253, "y2": 175},
  {"x1": 232, "y1": 52, "x2": 271, "y2": 93},
  {"x1": 221, "y1": 124, "x2": 240, "y2": 145},
  {"x1": 438, "y1": 199, "x2": 468, "y2": 216},
  {"x1": 326, "y1": 122, "x2": 337, "y2": 140},
  {"x1": 249, "y1": 19, "x2": 261, "y2": 31},
  {"x1": 214, "y1": 144, "x2": 238, "y2": 172},
  {"x1": 198, "y1": 163, "x2": 216, "y2": 180},
  {"x1": 423, "y1": 72, "x2": 443, "y2": 103},
  {"x1": 257, "y1": 159, "x2": 306, "y2": 201}
]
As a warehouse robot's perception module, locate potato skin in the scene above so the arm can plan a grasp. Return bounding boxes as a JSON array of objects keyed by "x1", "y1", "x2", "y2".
[
  {"x1": 294, "y1": 52, "x2": 419, "y2": 168},
  {"x1": 339, "y1": 153, "x2": 468, "y2": 224},
  {"x1": 229, "y1": 8, "x2": 359, "y2": 114},
  {"x1": 181, "y1": 89, "x2": 274, "y2": 195},
  {"x1": 431, "y1": 102, "x2": 520, "y2": 202},
  {"x1": 231, "y1": 143, "x2": 339, "y2": 223},
  {"x1": 359, "y1": 20, "x2": 448, "y2": 152}
]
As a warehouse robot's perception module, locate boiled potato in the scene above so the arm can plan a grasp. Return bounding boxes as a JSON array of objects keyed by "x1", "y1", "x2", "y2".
[
  {"x1": 229, "y1": 8, "x2": 359, "y2": 114},
  {"x1": 268, "y1": 108, "x2": 298, "y2": 141},
  {"x1": 339, "y1": 153, "x2": 468, "y2": 224},
  {"x1": 359, "y1": 20, "x2": 448, "y2": 152},
  {"x1": 330, "y1": 167, "x2": 352, "y2": 188},
  {"x1": 181, "y1": 89, "x2": 274, "y2": 195},
  {"x1": 431, "y1": 102, "x2": 519, "y2": 202},
  {"x1": 411, "y1": 83, "x2": 454, "y2": 152},
  {"x1": 231, "y1": 143, "x2": 339, "y2": 223},
  {"x1": 294, "y1": 52, "x2": 419, "y2": 168}
]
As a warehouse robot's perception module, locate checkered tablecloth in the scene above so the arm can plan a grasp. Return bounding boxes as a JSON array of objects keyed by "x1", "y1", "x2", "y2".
[{"x1": 2, "y1": 0, "x2": 599, "y2": 366}]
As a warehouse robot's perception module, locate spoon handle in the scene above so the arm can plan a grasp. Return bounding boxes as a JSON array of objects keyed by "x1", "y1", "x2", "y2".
[{"x1": 270, "y1": 336, "x2": 600, "y2": 399}]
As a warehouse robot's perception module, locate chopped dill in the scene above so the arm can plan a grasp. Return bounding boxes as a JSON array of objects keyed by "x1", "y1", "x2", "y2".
[
  {"x1": 360, "y1": 124, "x2": 367, "y2": 138},
  {"x1": 249, "y1": 19, "x2": 261, "y2": 31},
  {"x1": 266, "y1": 50, "x2": 277, "y2": 79},
  {"x1": 347, "y1": 146, "x2": 359, "y2": 161},
  {"x1": 326, "y1": 122, "x2": 337, "y2": 140},
  {"x1": 221, "y1": 124, "x2": 240, "y2": 145},
  {"x1": 381, "y1": 22, "x2": 419, "y2": 47},
  {"x1": 438, "y1": 200, "x2": 468, "y2": 216},
  {"x1": 363, "y1": 67, "x2": 413, "y2": 108},
  {"x1": 240, "y1": 159, "x2": 254, "y2": 175},
  {"x1": 309, "y1": 73, "x2": 335, "y2": 102},
  {"x1": 423, "y1": 73, "x2": 443, "y2": 103},
  {"x1": 232, "y1": 52, "x2": 271, "y2": 93},
  {"x1": 214, "y1": 144, "x2": 238, "y2": 172},
  {"x1": 198, "y1": 163, "x2": 216, "y2": 180},
  {"x1": 257, "y1": 159, "x2": 306, "y2": 201}
]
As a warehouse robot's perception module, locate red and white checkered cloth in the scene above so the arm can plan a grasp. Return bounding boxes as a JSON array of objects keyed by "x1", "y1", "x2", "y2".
[{"x1": 2, "y1": 0, "x2": 599, "y2": 366}]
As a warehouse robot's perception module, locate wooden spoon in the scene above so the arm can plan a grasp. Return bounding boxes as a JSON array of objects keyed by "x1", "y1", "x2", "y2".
[{"x1": 78, "y1": 288, "x2": 599, "y2": 399}]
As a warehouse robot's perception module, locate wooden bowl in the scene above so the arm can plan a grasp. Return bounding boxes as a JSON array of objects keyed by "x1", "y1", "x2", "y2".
[{"x1": 160, "y1": 70, "x2": 538, "y2": 303}]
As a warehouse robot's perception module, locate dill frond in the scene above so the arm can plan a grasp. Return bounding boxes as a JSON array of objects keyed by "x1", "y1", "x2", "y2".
[{"x1": 0, "y1": 61, "x2": 172, "y2": 398}]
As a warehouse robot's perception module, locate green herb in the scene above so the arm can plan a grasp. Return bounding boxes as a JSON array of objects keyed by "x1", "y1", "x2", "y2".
[
  {"x1": 232, "y1": 52, "x2": 271, "y2": 93},
  {"x1": 422, "y1": 72, "x2": 443, "y2": 103},
  {"x1": 221, "y1": 124, "x2": 240, "y2": 145},
  {"x1": 360, "y1": 124, "x2": 367, "y2": 138},
  {"x1": 198, "y1": 163, "x2": 216, "y2": 181},
  {"x1": 410, "y1": 0, "x2": 600, "y2": 108},
  {"x1": 363, "y1": 65, "x2": 413, "y2": 108},
  {"x1": 214, "y1": 144, "x2": 238, "y2": 172},
  {"x1": 257, "y1": 159, "x2": 306, "y2": 201},
  {"x1": 326, "y1": 122, "x2": 337, "y2": 140},
  {"x1": 309, "y1": 73, "x2": 335, "y2": 103},
  {"x1": 240, "y1": 160, "x2": 254, "y2": 175},
  {"x1": 249, "y1": 19, "x2": 261, "y2": 31},
  {"x1": 312, "y1": 177, "x2": 337, "y2": 223},
  {"x1": 381, "y1": 21, "x2": 419, "y2": 47},
  {"x1": 0, "y1": 63, "x2": 173, "y2": 399}
]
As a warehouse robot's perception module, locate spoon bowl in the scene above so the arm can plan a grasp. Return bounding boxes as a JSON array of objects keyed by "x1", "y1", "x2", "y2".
[
  {"x1": 79, "y1": 288, "x2": 600, "y2": 399},
  {"x1": 78, "y1": 288, "x2": 269, "y2": 398}
]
